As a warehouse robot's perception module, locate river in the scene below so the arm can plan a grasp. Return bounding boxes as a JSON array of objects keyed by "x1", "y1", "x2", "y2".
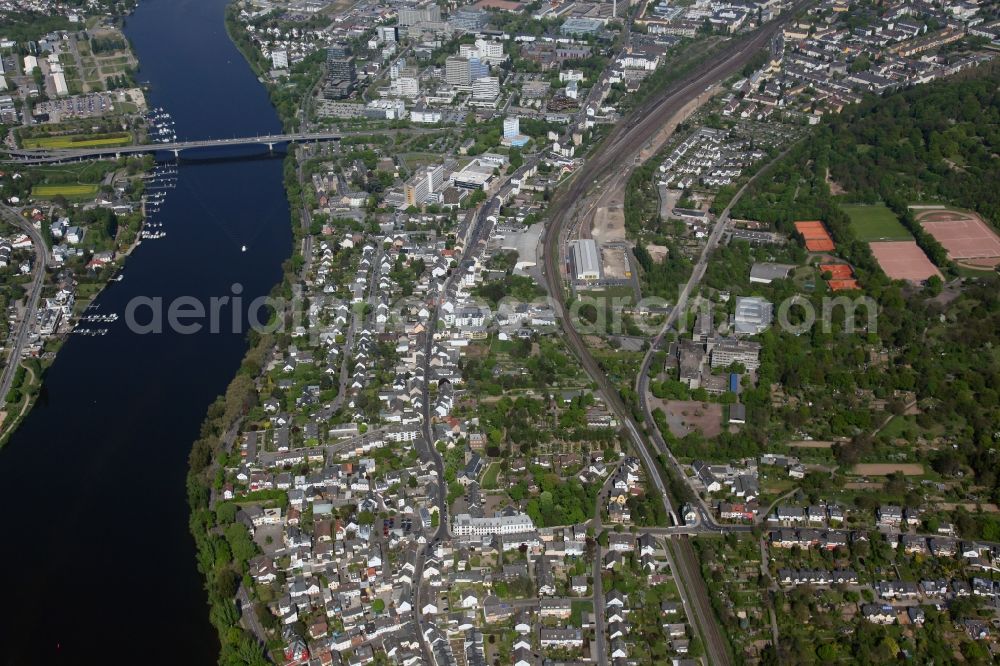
[{"x1": 0, "y1": 0, "x2": 291, "y2": 663}]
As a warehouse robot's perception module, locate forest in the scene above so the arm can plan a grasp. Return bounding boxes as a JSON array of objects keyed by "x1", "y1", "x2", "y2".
[{"x1": 687, "y1": 63, "x2": 1000, "y2": 512}]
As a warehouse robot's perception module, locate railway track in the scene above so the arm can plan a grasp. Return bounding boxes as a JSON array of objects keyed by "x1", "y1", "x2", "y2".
[{"x1": 540, "y1": 5, "x2": 811, "y2": 664}]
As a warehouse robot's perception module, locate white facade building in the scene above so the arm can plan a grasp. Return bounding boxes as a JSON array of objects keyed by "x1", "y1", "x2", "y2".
[
  {"x1": 453, "y1": 512, "x2": 535, "y2": 537},
  {"x1": 471, "y1": 77, "x2": 500, "y2": 101}
]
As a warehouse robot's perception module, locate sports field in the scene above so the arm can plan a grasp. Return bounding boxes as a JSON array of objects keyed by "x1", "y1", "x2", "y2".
[
  {"x1": 819, "y1": 263, "x2": 860, "y2": 291},
  {"x1": 794, "y1": 220, "x2": 835, "y2": 252},
  {"x1": 22, "y1": 133, "x2": 131, "y2": 149},
  {"x1": 31, "y1": 183, "x2": 100, "y2": 199},
  {"x1": 842, "y1": 204, "x2": 912, "y2": 241},
  {"x1": 915, "y1": 208, "x2": 1000, "y2": 265},
  {"x1": 869, "y1": 241, "x2": 941, "y2": 282}
]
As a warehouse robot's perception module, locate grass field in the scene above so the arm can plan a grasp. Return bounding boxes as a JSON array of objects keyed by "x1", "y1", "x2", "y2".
[
  {"x1": 31, "y1": 160, "x2": 118, "y2": 182},
  {"x1": 31, "y1": 183, "x2": 100, "y2": 199},
  {"x1": 481, "y1": 462, "x2": 501, "y2": 490},
  {"x1": 878, "y1": 415, "x2": 914, "y2": 440},
  {"x1": 842, "y1": 204, "x2": 912, "y2": 241},
  {"x1": 22, "y1": 133, "x2": 131, "y2": 149}
]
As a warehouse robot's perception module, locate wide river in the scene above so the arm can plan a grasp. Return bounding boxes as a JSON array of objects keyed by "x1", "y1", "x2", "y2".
[{"x1": 0, "y1": 0, "x2": 291, "y2": 663}]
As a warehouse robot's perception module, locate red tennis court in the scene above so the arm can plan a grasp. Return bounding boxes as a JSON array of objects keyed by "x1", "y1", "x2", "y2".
[
  {"x1": 827, "y1": 279, "x2": 860, "y2": 291},
  {"x1": 795, "y1": 220, "x2": 836, "y2": 252},
  {"x1": 869, "y1": 241, "x2": 942, "y2": 282},
  {"x1": 819, "y1": 264, "x2": 854, "y2": 279}
]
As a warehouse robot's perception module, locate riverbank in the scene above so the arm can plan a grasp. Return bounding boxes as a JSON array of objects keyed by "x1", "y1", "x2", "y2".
[
  {"x1": 222, "y1": 3, "x2": 324, "y2": 132},
  {"x1": 0, "y1": 4, "x2": 166, "y2": 446},
  {"x1": 0, "y1": 154, "x2": 154, "y2": 446},
  {"x1": 184, "y1": 157, "x2": 308, "y2": 664},
  {"x1": 0, "y1": 0, "x2": 293, "y2": 661},
  {"x1": 183, "y1": 3, "x2": 315, "y2": 662}
]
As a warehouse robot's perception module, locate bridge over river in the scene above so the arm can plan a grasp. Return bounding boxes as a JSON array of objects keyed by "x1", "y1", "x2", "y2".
[{"x1": 3, "y1": 128, "x2": 433, "y2": 164}]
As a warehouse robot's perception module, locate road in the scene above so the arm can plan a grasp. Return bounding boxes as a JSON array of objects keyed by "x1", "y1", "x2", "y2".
[
  {"x1": 237, "y1": 584, "x2": 269, "y2": 650},
  {"x1": 2, "y1": 128, "x2": 439, "y2": 164},
  {"x1": 295, "y1": 144, "x2": 315, "y2": 273},
  {"x1": 0, "y1": 204, "x2": 48, "y2": 404},
  {"x1": 414, "y1": 200, "x2": 495, "y2": 664},
  {"x1": 634, "y1": 138, "x2": 804, "y2": 531},
  {"x1": 589, "y1": 464, "x2": 623, "y2": 666}
]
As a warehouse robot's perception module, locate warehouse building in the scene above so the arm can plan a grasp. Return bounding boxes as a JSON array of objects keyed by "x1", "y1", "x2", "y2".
[
  {"x1": 571, "y1": 239, "x2": 601, "y2": 281},
  {"x1": 749, "y1": 262, "x2": 794, "y2": 284}
]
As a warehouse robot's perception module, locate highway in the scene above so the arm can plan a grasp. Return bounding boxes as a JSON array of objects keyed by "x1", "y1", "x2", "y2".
[
  {"x1": 540, "y1": 6, "x2": 809, "y2": 665},
  {"x1": 0, "y1": 204, "x2": 48, "y2": 404}
]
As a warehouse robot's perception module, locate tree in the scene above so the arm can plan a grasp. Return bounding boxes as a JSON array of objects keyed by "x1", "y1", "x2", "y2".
[
  {"x1": 849, "y1": 54, "x2": 870, "y2": 74},
  {"x1": 255, "y1": 602, "x2": 278, "y2": 631},
  {"x1": 923, "y1": 274, "x2": 943, "y2": 296},
  {"x1": 224, "y1": 523, "x2": 258, "y2": 565},
  {"x1": 216, "y1": 503, "x2": 237, "y2": 525},
  {"x1": 816, "y1": 642, "x2": 838, "y2": 662},
  {"x1": 508, "y1": 148, "x2": 523, "y2": 170}
]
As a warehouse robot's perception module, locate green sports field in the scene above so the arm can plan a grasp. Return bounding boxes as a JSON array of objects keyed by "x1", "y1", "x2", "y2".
[
  {"x1": 842, "y1": 204, "x2": 912, "y2": 241},
  {"x1": 31, "y1": 183, "x2": 100, "y2": 199}
]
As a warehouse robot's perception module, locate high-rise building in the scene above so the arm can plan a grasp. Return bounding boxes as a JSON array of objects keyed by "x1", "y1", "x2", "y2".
[
  {"x1": 377, "y1": 26, "x2": 398, "y2": 43},
  {"x1": 271, "y1": 50, "x2": 288, "y2": 69},
  {"x1": 426, "y1": 164, "x2": 444, "y2": 191},
  {"x1": 471, "y1": 76, "x2": 500, "y2": 101},
  {"x1": 733, "y1": 296, "x2": 773, "y2": 336},
  {"x1": 459, "y1": 40, "x2": 505, "y2": 68},
  {"x1": 445, "y1": 56, "x2": 471, "y2": 86},
  {"x1": 448, "y1": 8, "x2": 489, "y2": 32},
  {"x1": 503, "y1": 116, "x2": 519, "y2": 139},
  {"x1": 326, "y1": 44, "x2": 355, "y2": 82},
  {"x1": 475, "y1": 39, "x2": 505, "y2": 65},
  {"x1": 404, "y1": 177, "x2": 429, "y2": 208},
  {"x1": 469, "y1": 57, "x2": 488, "y2": 80},
  {"x1": 403, "y1": 165, "x2": 446, "y2": 208},
  {"x1": 399, "y1": 4, "x2": 441, "y2": 26},
  {"x1": 393, "y1": 76, "x2": 420, "y2": 99},
  {"x1": 323, "y1": 44, "x2": 356, "y2": 99}
]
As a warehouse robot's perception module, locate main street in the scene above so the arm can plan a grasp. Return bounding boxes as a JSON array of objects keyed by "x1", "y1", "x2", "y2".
[
  {"x1": 540, "y1": 5, "x2": 810, "y2": 664},
  {"x1": 0, "y1": 204, "x2": 49, "y2": 404},
  {"x1": 414, "y1": 199, "x2": 495, "y2": 665}
]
